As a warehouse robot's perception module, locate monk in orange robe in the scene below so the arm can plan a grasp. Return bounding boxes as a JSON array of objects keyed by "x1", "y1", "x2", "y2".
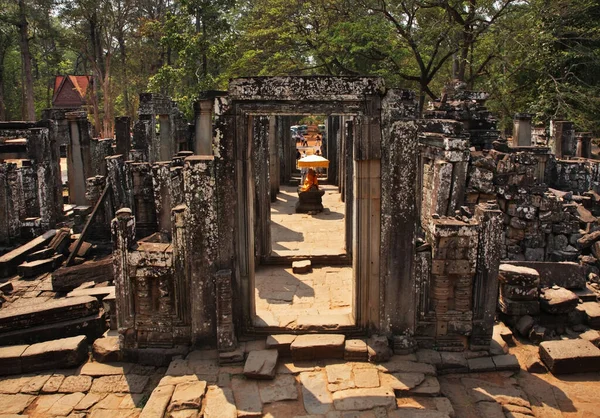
[{"x1": 300, "y1": 168, "x2": 319, "y2": 192}]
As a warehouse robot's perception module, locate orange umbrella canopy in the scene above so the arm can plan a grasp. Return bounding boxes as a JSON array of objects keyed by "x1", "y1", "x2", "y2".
[{"x1": 298, "y1": 155, "x2": 330, "y2": 168}]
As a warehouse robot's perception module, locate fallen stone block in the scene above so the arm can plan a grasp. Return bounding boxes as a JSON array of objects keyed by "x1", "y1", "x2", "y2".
[
  {"x1": 410, "y1": 376, "x2": 441, "y2": 397},
  {"x1": 292, "y1": 260, "x2": 311, "y2": 274},
  {"x1": 140, "y1": 384, "x2": 175, "y2": 418},
  {"x1": 498, "y1": 264, "x2": 540, "y2": 287},
  {"x1": 540, "y1": 287, "x2": 579, "y2": 314},
  {"x1": 491, "y1": 354, "x2": 520, "y2": 371},
  {"x1": 500, "y1": 283, "x2": 538, "y2": 301},
  {"x1": 51, "y1": 257, "x2": 113, "y2": 292},
  {"x1": 467, "y1": 356, "x2": 496, "y2": 373},
  {"x1": 168, "y1": 380, "x2": 207, "y2": 412},
  {"x1": 17, "y1": 254, "x2": 64, "y2": 278},
  {"x1": 26, "y1": 247, "x2": 55, "y2": 262},
  {"x1": 67, "y1": 286, "x2": 115, "y2": 300},
  {"x1": 539, "y1": 339, "x2": 600, "y2": 374},
  {"x1": 515, "y1": 315, "x2": 534, "y2": 337},
  {"x1": 579, "y1": 329, "x2": 600, "y2": 346},
  {"x1": 243, "y1": 349, "x2": 278, "y2": 379},
  {"x1": 0, "y1": 229, "x2": 56, "y2": 277},
  {"x1": 578, "y1": 302, "x2": 600, "y2": 329},
  {"x1": 439, "y1": 352, "x2": 468, "y2": 373},
  {"x1": 331, "y1": 387, "x2": 396, "y2": 411},
  {"x1": 290, "y1": 334, "x2": 345, "y2": 361},
  {"x1": 20, "y1": 335, "x2": 88, "y2": 373},
  {"x1": 0, "y1": 281, "x2": 13, "y2": 295}
]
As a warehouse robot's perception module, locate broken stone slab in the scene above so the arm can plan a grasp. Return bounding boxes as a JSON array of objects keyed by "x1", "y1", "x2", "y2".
[
  {"x1": 0, "y1": 229, "x2": 57, "y2": 278},
  {"x1": 51, "y1": 257, "x2": 113, "y2": 292},
  {"x1": 498, "y1": 264, "x2": 540, "y2": 287},
  {"x1": 539, "y1": 287, "x2": 579, "y2": 314},
  {"x1": 291, "y1": 334, "x2": 345, "y2": 361},
  {"x1": 243, "y1": 349, "x2": 279, "y2": 379},
  {"x1": 139, "y1": 384, "x2": 175, "y2": 418},
  {"x1": 292, "y1": 260, "x2": 312, "y2": 274},
  {"x1": 529, "y1": 325, "x2": 547, "y2": 344},
  {"x1": 438, "y1": 352, "x2": 468, "y2": 374},
  {"x1": 0, "y1": 295, "x2": 99, "y2": 333},
  {"x1": 20, "y1": 335, "x2": 88, "y2": 373},
  {"x1": 90, "y1": 374, "x2": 150, "y2": 393},
  {"x1": 577, "y1": 230, "x2": 600, "y2": 248},
  {"x1": 231, "y1": 376, "x2": 262, "y2": 416},
  {"x1": 17, "y1": 254, "x2": 64, "y2": 278},
  {"x1": 331, "y1": 387, "x2": 396, "y2": 411},
  {"x1": 415, "y1": 349, "x2": 442, "y2": 367},
  {"x1": 0, "y1": 310, "x2": 106, "y2": 346},
  {"x1": 81, "y1": 361, "x2": 133, "y2": 376},
  {"x1": 67, "y1": 286, "x2": 115, "y2": 300},
  {"x1": 344, "y1": 339, "x2": 368, "y2": 361},
  {"x1": 265, "y1": 334, "x2": 296, "y2": 357},
  {"x1": 367, "y1": 335, "x2": 392, "y2": 362},
  {"x1": 377, "y1": 357, "x2": 437, "y2": 376},
  {"x1": 539, "y1": 339, "x2": 600, "y2": 374},
  {"x1": 168, "y1": 381, "x2": 207, "y2": 412},
  {"x1": 579, "y1": 329, "x2": 600, "y2": 346},
  {"x1": 93, "y1": 336, "x2": 122, "y2": 363},
  {"x1": 410, "y1": 376, "x2": 441, "y2": 397},
  {"x1": 0, "y1": 344, "x2": 28, "y2": 375}
]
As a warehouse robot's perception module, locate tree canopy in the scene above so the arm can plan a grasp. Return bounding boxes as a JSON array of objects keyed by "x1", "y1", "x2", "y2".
[{"x1": 0, "y1": 0, "x2": 599, "y2": 134}]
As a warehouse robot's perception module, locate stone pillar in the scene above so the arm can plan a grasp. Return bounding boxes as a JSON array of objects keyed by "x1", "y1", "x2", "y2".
[
  {"x1": 20, "y1": 161, "x2": 38, "y2": 218},
  {"x1": 380, "y1": 89, "x2": 419, "y2": 335},
  {"x1": 513, "y1": 113, "x2": 532, "y2": 146},
  {"x1": 29, "y1": 127, "x2": 62, "y2": 229},
  {"x1": 344, "y1": 119, "x2": 354, "y2": 256},
  {"x1": 91, "y1": 138, "x2": 113, "y2": 177},
  {"x1": 66, "y1": 111, "x2": 92, "y2": 205},
  {"x1": 131, "y1": 163, "x2": 157, "y2": 239},
  {"x1": 158, "y1": 114, "x2": 172, "y2": 161},
  {"x1": 171, "y1": 204, "x2": 191, "y2": 342},
  {"x1": 106, "y1": 155, "x2": 133, "y2": 211},
  {"x1": 132, "y1": 118, "x2": 152, "y2": 162},
  {"x1": 576, "y1": 132, "x2": 592, "y2": 158},
  {"x1": 550, "y1": 120, "x2": 575, "y2": 158},
  {"x1": 184, "y1": 156, "x2": 219, "y2": 345},
  {"x1": 268, "y1": 117, "x2": 279, "y2": 201},
  {"x1": 253, "y1": 116, "x2": 272, "y2": 262},
  {"x1": 194, "y1": 99, "x2": 213, "y2": 155},
  {"x1": 115, "y1": 116, "x2": 131, "y2": 158},
  {"x1": 470, "y1": 202, "x2": 503, "y2": 350},
  {"x1": 111, "y1": 208, "x2": 136, "y2": 346},
  {"x1": 152, "y1": 162, "x2": 173, "y2": 235},
  {"x1": 278, "y1": 116, "x2": 292, "y2": 185},
  {"x1": 327, "y1": 116, "x2": 340, "y2": 185},
  {"x1": 0, "y1": 163, "x2": 19, "y2": 244}
]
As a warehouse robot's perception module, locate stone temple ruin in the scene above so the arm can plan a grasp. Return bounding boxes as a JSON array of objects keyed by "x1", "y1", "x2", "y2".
[{"x1": 2, "y1": 76, "x2": 600, "y2": 415}]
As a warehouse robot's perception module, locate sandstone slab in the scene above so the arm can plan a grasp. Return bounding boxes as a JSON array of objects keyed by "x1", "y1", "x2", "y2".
[
  {"x1": 540, "y1": 287, "x2": 579, "y2": 314},
  {"x1": 140, "y1": 384, "x2": 174, "y2": 418},
  {"x1": 410, "y1": 376, "x2": 441, "y2": 396},
  {"x1": 468, "y1": 357, "x2": 496, "y2": 372},
  {"x1": 377, "y1": 357, "x2": 436, "y2": 376},
  {"x1": 204, "y1": 386, "x2": 237, "y2": 418},
  {"x1": 265, "y1": 334, "x2": 296, "y2": 356},
  {"x1": 81, "y1": 361, "x2": 133, "y2": 376},
  {"x1": 344, "y1": 339, "x2": 368, "y2": 361},
  {"x1": 292, "y1": 260, "x2": 312, "y2": 274},
  {"x1": 90, "y1": 374, "x2": 149, "y2": 393},
  {"x1": 0, "y1": 393, "x2": 35, "y2": 414},
  {"x1": 93, "y1": 336, "x2": 122, "y2": 363},
  {"x1": 243, "y1": 349, "x2": 278, "y2": 379},
  {"x1": 58, "y1": 375, "x2": 93, "y2": 393},
  {"x1": 0, "y1": 344, "x2": 28, "y2": 375},
  {"x1": 20, "y1": 335, "x2": 88, "y2": 373},
  {"x1": 353, "y1": 367, "x2": 379, "y2": 388},
  {"x1": 498, "y1": 264, "x2": 540, "y2": 286},
  {"x1": 379, "y1": 372, "x2": 425, "y2": 391},
  {"x1": 46, "y1": 391, "x2": 85, "y2": 416},
  {"x1": 539, "y1": 339, "x2": 600, "y2": 374},
  {"x1": 41, "y1": 374, "x2": 65, "y2": 393}
]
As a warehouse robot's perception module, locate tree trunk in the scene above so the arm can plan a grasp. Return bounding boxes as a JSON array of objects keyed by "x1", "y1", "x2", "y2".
[
  {"x1": 117, "y1": 32, "x2": 132, "y2": 119},
  {"x1": 89, "y1": 13, "x2": 102, "y2": 136},
  {"x1": 17, "y1": 0, "x2": 35, "y2": 121},
  {"x1": 102, "y1": 54, "x2": 113, "y2": 138},
  {"x1": 0, "y1": 73, "x2": 6, "y2": 121}
]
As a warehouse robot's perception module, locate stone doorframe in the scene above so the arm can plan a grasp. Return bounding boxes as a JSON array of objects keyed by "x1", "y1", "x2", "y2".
[{"x1": 222, "y1": 77, "x2": 419, "y2": 337}]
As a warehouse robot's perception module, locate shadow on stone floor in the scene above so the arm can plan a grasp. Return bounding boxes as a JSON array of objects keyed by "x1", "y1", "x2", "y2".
[
  {"x1": 271, "y1": 221, "x2": 304, "y2": 251},
  {"x1": 254, "y1": 267, "x2": 316, "y2": 303}
]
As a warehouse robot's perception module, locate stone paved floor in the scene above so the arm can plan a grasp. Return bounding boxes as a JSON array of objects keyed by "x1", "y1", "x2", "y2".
[
  {"x1": 270, "y1": 184, "x2": 346, "y2": 257},
  {"x1": 254, "y1": 265, "x2": 354, "y2": 329},
  {"x1": 2, "y1": 341, "x2": 600, "y2": 417}
]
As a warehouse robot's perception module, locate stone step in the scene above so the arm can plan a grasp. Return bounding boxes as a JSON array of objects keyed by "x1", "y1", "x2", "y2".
[
  {"x1": 0, "y1": 295, "x2": 99, "y2": 333},
  {"x1": 290, "y1": 334, "x2": 345, "y2": 361},
  {"x1": 539, "y1": 339, "x2": 600, "y2": 374},
  {"x1": 0, "y1": 335, "x2": 88, "y2": 376}
]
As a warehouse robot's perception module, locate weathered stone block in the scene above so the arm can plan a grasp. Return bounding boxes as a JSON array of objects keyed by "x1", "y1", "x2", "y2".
[
  {"x1": 498, "y1": 264, "x2": 540, "y2": 287},
  {"x1": 51, "y1": 257, "x2": 114, "y2": 292},
  {"x1": 539, "y1": 339, "x2": 600, "y2": 374},
  {"x1": 344, "y1": 339, "x2": 368, "y2": 361},
  {"x1": 500, "y1": 283, "x2": 539, "y2": 301},
  {"x1": 367, "y1": 335, "x2": 392, "y2": 362},
  {"x1": 20, "y1": 335, "x2": 88, "y2": 373},
  {"x1": 92, "y1": 336, "x2": 122, "y2": 363},
  {"x1": 498, "y1": 296, "x2": 540, "y2": 316},
  {"x1": 265, "y1": 334, "x2": 296, "y2": 357},
  {"x1": 292, "y1": 260, "x2": 311, "y2": 274},
  {"x1": 0, "y1": 344, "x2": 28, "y2": 375}
]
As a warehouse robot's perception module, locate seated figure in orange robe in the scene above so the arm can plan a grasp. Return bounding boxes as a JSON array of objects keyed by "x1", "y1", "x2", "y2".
[{"x1": 300, "y1": 168, "x2": 319, "y2": 192}]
